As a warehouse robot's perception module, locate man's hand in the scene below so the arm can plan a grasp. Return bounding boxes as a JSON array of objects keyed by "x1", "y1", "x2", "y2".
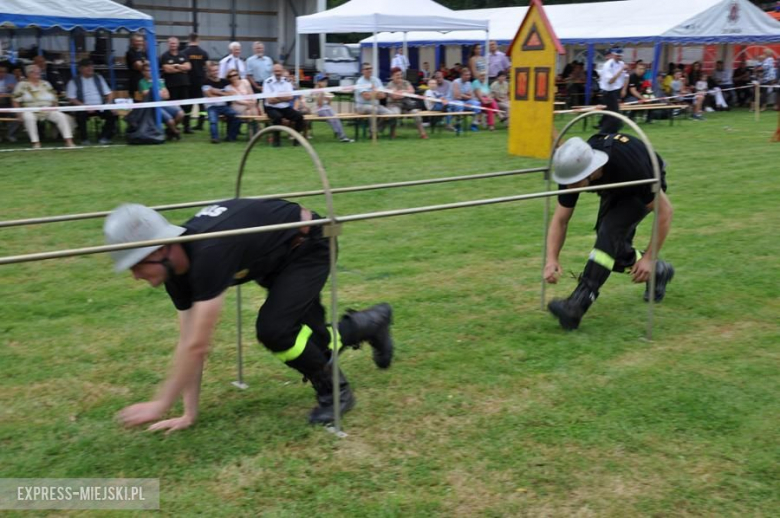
[
  {"x1": 117, "y1": 400, "x2": 167, "y2": 428},
  {"x1": 630, "y1": 255, "x2": 653, "y2": 283},
  {"x1": 146, "y1": 415, "x2": 195, "y2": 435},
  {"x1": 544, "y1": 260, "x2": 563, "y2": 284}
]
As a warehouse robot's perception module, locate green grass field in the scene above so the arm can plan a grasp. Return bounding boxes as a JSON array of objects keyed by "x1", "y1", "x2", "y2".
[{"x1": 1, "y1": 111, "x2": 778, "y2": 516}]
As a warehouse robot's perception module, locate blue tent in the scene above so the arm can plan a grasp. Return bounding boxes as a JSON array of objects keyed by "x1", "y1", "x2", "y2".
[{"x1": 1, "y1": 0, "x2": 162, "y2": 119}]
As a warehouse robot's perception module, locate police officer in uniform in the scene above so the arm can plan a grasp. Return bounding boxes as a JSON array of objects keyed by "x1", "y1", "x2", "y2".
[
  {"x1": 104, "y1": 198, "x2": 394, "y2": 433},
  {"x1": 544, "y1": 134, "x2": 675, "y2": 330},
  {"x1": 598, "y1": 48, "x2": 629, "y2": 133},
  {"x1": 182, "y1": 33, "x2": 209, "y2": 131}
]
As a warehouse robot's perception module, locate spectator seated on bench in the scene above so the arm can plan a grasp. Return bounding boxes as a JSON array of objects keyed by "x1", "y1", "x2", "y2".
[
  {"x1": 449, "y1": 67, "x2": 481, "y2": 133},
  {"x1": 202, "y1": 61, "x2": 240, "y2": 143},
  {"x1": 386, "y1": 67, "x2": 428, "y2": 139},
  {"x1": 13, "y1": 64, "x2": 75, "y2": 149},
  {"x1": 314, "y1": 73, "x2": 353, "y2": 143},
  {"x1": 66, "y1": 59, "x2": 117, "y2": 145},
  {"x1": 0, "y1": 61, "x2": 20, "y2": 143},
  {"x1": 139, "y1": 63, "x2": 184, "y2": 141},
  {"x1": 263, "y1": 64, "x2": 304, "y2": 147},
  {"x1": 354, "y1": 63, "x2": 394, "y2": 137}
]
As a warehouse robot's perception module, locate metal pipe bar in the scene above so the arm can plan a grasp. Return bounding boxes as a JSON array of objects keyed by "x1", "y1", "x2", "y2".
[
  {"x1": 0, "y1": 168, "x2": 548, "y2": 229},
  {"x1": 0, "y1": 179, "x2": 657, "y2": 267}
]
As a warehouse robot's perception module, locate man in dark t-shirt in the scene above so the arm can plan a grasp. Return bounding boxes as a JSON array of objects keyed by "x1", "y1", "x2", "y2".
[
  {"x1": 182, "y1": 33, "x2": 209, "y2": 130},
  {"x1": 125, "y1": 33, "x2": 147, "y2": 100},
  {"x1": 624, "y1": 62, "x2": 654, "y2": 123},
  {"x1": 104, "y1": 198, "x2": 394, "y2": 433},
  {"x1": 160, "y1": 36, "x2": 192, "y2": 133},
  {"x1": 544, "y1": 133, "x2": 675, "y2": 330}
]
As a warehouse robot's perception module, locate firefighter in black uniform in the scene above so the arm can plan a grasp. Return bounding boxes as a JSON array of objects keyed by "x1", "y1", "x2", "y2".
[
  {"x1": 544, "y1": 134, "x2": 675, "y2": 330},
  {"x1": 104, "y1": 198, "x2": 394, "y2": 433}
]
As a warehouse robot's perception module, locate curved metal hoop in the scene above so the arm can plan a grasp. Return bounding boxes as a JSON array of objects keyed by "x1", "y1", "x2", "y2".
[
  {"x1": 542, "y1": 111, "x2": 663, "y2": 341},
  {"x1": 233, "y1": 125, "x2": 346, "y2": 435}
]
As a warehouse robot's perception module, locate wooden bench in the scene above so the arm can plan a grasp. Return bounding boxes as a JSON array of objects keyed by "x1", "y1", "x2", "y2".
[{"x1": 561, "y1": 103, "x2": 689, "y2": 129}]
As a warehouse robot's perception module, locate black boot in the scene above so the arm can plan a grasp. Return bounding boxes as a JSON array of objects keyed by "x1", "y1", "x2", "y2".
[
  {"x1": 644, "y1": 260, "x2": 675, "y2": 302},
  {"x1": 548, "y1": 279, "x2": 599, "y2": 331},
  {"x1": 183, "y1": 115, "x2": 193, "y2": 134},
  {"x1": 339, "y1": 303, "x2": 394, "y2": 369},
  {"x1": 307, "y1": 364, "x2": 355, "y2": 425},
  {"x1": 194, "y1": 115, "x2": 205, "y2": 131}
]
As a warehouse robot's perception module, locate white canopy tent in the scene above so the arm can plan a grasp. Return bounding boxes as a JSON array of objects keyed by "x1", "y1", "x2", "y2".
[
  {"x1": 296, "y1": 0, "x2": 489, "y2": 82},
  {"x1": 360, "y1": 0, "x2": 780, "y2": 100}
]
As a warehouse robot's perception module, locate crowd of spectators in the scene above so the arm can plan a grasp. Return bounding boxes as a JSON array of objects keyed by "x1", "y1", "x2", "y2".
[
  {"x1": 555, "y1": 50, "x2": 778, "y2": 123},
  {"x1": 1, "y1": 36, "x2": 776, "y2": 148}
]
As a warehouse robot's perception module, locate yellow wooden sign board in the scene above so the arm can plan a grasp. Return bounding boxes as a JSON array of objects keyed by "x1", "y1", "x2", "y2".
[{"x1": 507, "y1": 0, "x2": 565, "y2": 159}]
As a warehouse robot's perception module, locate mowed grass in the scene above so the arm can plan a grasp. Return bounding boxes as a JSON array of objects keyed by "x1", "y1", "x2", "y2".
[{"x1": 0, "y1": 112, "x2": 778, "y2": 517}]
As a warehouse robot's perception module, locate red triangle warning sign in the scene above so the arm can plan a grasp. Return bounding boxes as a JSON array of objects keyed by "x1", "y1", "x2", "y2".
[{"x1": 522, "y1": 23, "x2": 545, "y2": 51}]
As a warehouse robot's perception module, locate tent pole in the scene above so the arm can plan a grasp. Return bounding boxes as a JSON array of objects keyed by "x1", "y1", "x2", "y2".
[
  {"x1": 145, "y1": 28, "x2": 162, "y2": 128},
  {"x1": 108, "y1": 33, "x2": 117, "y2": 91},
  {"x1": 650, "y1": 41, "x2": 662, "y2": 91},
  {"x1": 403, "y1": 32, "x2": 408, "y2": 70},
  {"x1": 69, "y1": 33, "x2": 77, "y2": 79},
  {"x1": 585, "y1": 44, "x2": 594, "y2": 105},
  {"x1": 295, "y1": 33, "x2": 300, "y2": 85},
  {"x1": 372, "y1": 32, "x2": 378, "y2": 145}
]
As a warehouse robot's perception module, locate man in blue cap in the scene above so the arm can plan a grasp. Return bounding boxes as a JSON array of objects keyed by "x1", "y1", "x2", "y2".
[{"x1": 598, "y1": 47, "x2": 629, "y2": 132}]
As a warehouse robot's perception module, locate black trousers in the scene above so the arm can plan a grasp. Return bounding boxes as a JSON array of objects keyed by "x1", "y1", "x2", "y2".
[
  {"x1": 593, "y1": 196, "x2": 649, "y2": 274},
  {"x1": 254, "y1": 225, "x2": 335, "y2": 364},
  {"x1": 75, "y1": 110, "x2": 116, "y2": 141},
  {"x1": 599, "y1": 89, "x2": 623, "y2": 133},
  {"x1": 265, "y1": 106, "x2": 304, "y2": 145}
]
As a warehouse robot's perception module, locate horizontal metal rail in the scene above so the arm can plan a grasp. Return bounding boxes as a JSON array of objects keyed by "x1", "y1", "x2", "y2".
[
  {"x1": 0, "y1": 178, "x2": 657, "y2": 267},
  {"x1": 0, "y1": 167, "x2": 547, "y2": 229}
]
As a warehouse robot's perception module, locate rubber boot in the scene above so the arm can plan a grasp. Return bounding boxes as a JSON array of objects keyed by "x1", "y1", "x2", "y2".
[
  {"x1": 307, "y1": 364, "x2": 355, "y2": 425},
  {"x1": 644, "y1": 260, "x2": 675, "y2": 302},
  {"x1": 548, "y1": 279, "x2": 599, "y2": 331},
  {"x1": 339, "y1": 303, "x2": 394, "y2": 369}
]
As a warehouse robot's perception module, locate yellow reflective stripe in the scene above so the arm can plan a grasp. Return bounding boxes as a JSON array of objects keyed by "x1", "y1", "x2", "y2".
[
  {"x1": 274, "y1": 325, "x2": 313, "y2": 363},
  {"x1": 635, "y1": 249, "x2": 643, "y2": 262},
  {"x1": 589, "y1": 248, "x2": 615, "y2": 270},
  {"x1": 328, "y1": 327, "x2": 344, "y2": 352}
]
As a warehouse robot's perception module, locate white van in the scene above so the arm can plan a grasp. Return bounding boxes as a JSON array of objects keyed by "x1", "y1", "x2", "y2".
[{"x1": 323, "y1": 43, "x2": 359, "y2": 83}]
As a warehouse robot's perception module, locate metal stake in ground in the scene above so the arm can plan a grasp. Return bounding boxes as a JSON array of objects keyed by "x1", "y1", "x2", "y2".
[{"x1": 234, "y1": 125, "x2": 344, "y2": 434}]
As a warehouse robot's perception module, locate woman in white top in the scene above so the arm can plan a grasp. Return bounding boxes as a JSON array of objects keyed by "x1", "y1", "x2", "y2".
[{"x1": 12, "y1": 64, "x2": 74, "y2": 148}]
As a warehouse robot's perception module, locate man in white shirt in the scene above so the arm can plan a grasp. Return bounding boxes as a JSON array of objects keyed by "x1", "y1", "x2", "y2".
[
  {"x1": 66, "y1": 59, "x2": 116, "y2": 145},
  {"x1": 354, "y1": 62, "x2": 394, "y2": 136},
  {"x1": 391, "y1": 48, "x2": 410, "y2": 73},
  {"x1": 246, "y1": 42, "x2": 274, "y2": 93},
  {"x1": 487, "y1": 41, "x2": 510, "y2": 83},
  {"x1": 712, "y1": 60, "x2": 734, "y2": 108},
  {"x1": 598, "y1": 47, "x2": 628, "y2": 133},
  {"x1": 758, "y1": 50, "x2": 777, "y2": 110},
  {"x1": 263, "y1": 64, "x2": 304, "y2": 147},
  {"x1": 218, "y1": 42, "x2": 247, "y2": 79}
]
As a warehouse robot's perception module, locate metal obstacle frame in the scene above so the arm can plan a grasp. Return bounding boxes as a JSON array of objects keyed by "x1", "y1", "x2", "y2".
[{"x1": 0, "y1": 112, "x2": 662, "y2": 435}]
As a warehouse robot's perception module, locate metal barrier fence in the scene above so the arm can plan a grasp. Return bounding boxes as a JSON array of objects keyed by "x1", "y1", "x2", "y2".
[{"x1": 0, "y1": 112, "x2": 662, "y2": 435}]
